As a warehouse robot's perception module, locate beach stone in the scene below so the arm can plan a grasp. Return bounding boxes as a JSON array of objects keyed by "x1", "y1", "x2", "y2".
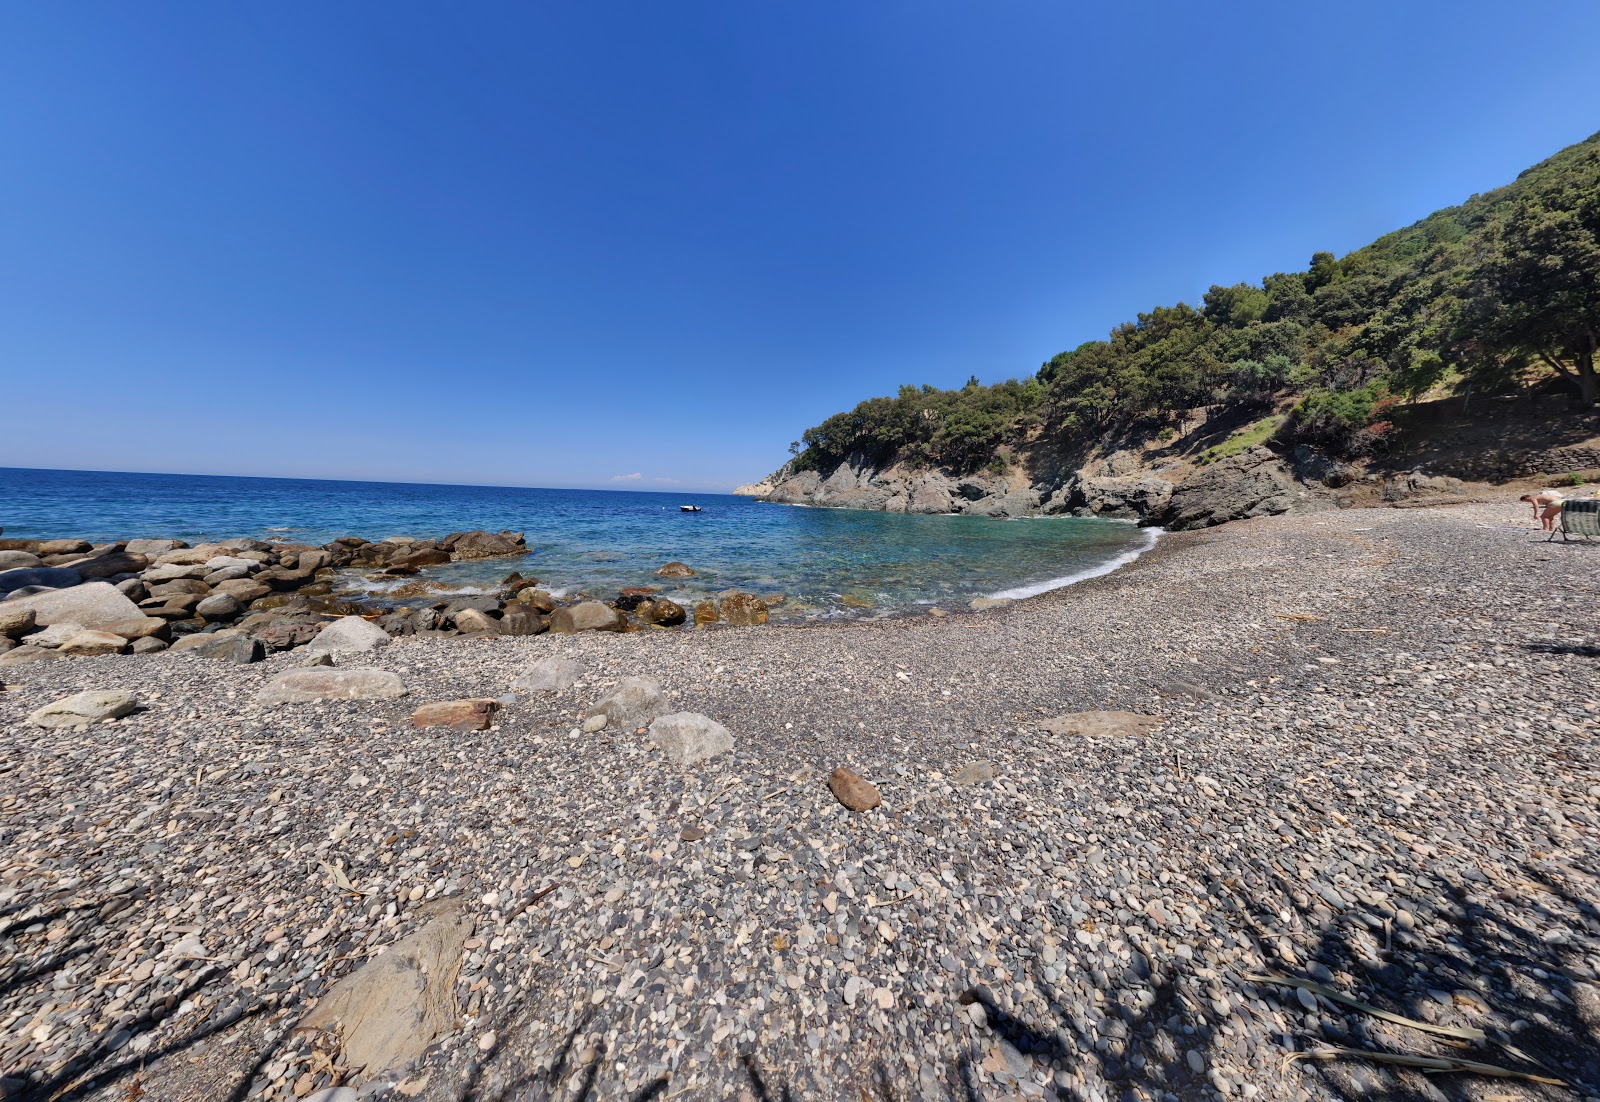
[
  {"x1": 113, "y1": 578, "x2": 146, "y2": 601},
  {"x1": 171, "y1": 628, "x2": 244, "y2": 651},
  {"x1": 257, "y1": 667, "x2": 408, "y2": 704},
  {"x1": 969, "y1": 597, "x2": 1013, "y2": 611},
  {"x1": 514, "y1": 588, "x2": 556, "y2": 613},
  {"x1": 148, "y1": 579, "x2": 211, "y2": 597},
  {"x1": 952, "y1": 761, "x2": 996, "y2": 786},
  {"x1": 29, "y1": 689, "x2": 139, "y2": 728},
  {"x1": 0, "y1": 607, "x2": 36, "y2": 638},
  {"x1": 0, "y1": 551, "x2": 42, "y2": 571},
  {"x1": 59, "y1": 630, "x2": 130, "y2": 657},
  {"x1": 130, "y1": 637, "x2": 168, "y2": 654},
  {"x1": 202, "y1": 555, "x2": 256, "y2": 574},
  {"x1": 69, "y1": 551, "x2": 149, "y2": 580},
  {"x1": 512, "y1": 656, "x2": 583, "y2": 693},
  {"x1": 655, "y1": 561, "x2": 696, "y2": 578},
  {"x1": 215, "y1": 579, "x2": 271, "y2": 603},
  {"x1": 549, "y1": 601, "x2": 625, "y2": 634},
  {"x1": 587, "y1": 676, "x2": 668, "y2": 730},
  {"x1": 124, "y1": 538, "x2": 185, "y2": 556},
  {"x1": 24, "y1": 622, "x2": 86, "y2": 649},
  {"x1": 1039, "y1": 711, "x2": 1163, "y2": 738},
  {"x1": 298, "y1": 899, "x2": 472, "y2": 1078},
  {"x1": 307, "y1": 615, "x2": 392, "y2": 657},
  {"x1": 144, "y1": 596, "x2": 202, "y2": 617},
  {"x1": 581, "y1": 713, "x2": 609, "y2": 733},
  {"x1": 0, "y1": 645, "x2": 62, "y2": 667},
  {"x1": 497, "y1": 604, "x2": 547, "y2": 636},
  {"x1": 34, "y1": 539, "x2": 91, "y2": 556},
  {"x1": 196, "y1": 593, "x2": 242, "y2": 621},
  {"x1": 142, "y1": 563, "x2": 210, "y2": 582},
  {"x1": 828, "y1": 767, "x2": 881, "y2": 812},
  {"x1": 718, "y1": 593, "x2": 768, "y2": 627},
  {"x1": 203, "y1": 564, "x2": 251, "y2": 584},
  {"x1": 636, "y1": 599, "x2": 687, "y2": 627},
  {"x1": 452, "y1": 607, "x2": 499, "y2": 634},
  {"x1": 440, "y1": 530, "x2": 526, "y2": 561},
  {"x1": 693, "y1": 601, "x2": 719, "y2": 626},
  {"x1": 252, "y1": 620, "x2": 321, "y2": 651},
  {"x1": 648, "y1": 712, "x2": 733, "y2": 766},
  {"x1": 412, "y1": 699, "x2": 499, "y2": 731},
  {"x1": 0, "y1": 567, "x2": 82, "y2": 595},
  {"x1": 179, "y1": 632, "x2": 264, "y2": 663},
  {"x1": 101, "y1": 617, "x2": 170, "y2": 641}
]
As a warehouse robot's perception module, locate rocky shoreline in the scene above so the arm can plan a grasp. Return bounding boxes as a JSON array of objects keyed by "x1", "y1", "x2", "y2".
[
  {"x1": 0, "y1": 531, "x2": 787, "y2": 671},
  {"x1": 1, "y1": 501, "x2": 1597, "y2": 1101}
]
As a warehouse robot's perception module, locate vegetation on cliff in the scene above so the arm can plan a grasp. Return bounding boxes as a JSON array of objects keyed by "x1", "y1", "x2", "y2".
[{"x1": 791, "y1": 131, "x2": 1600, "y2": 476}]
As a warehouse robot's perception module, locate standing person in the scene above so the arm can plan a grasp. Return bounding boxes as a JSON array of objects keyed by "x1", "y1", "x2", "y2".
[{"x1": 1519, "y1": 489, "x2": 1565, "y2": 532}]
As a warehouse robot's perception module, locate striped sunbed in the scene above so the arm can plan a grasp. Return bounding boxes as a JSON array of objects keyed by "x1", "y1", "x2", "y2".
[{"x1": 1555, "y1": 498, "x2": 1600, "y2": 541}]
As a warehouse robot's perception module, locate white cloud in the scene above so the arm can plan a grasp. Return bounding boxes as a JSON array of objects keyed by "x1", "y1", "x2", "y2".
[
  {"x1": 609, "y1": 472, "x2": 642, "y2": 482},
  {"x1": 648, "y1": 476, "x2": 681, "y2": 484}
]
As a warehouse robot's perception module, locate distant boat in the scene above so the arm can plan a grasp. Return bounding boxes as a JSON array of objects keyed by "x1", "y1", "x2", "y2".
[{"x1": 680, "y1": 505, "x2": 702, "y2": 512}]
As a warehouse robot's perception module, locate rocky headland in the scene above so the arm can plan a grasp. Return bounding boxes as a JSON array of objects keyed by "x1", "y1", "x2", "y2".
[{"x1": 1, "y1": 502, "x2": 1597, "y2": 1101}]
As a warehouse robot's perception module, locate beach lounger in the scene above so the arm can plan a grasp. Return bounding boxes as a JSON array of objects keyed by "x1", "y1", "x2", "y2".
[{"x1": 1553, "y1": 498, "x2": 1600, "y2": 541}]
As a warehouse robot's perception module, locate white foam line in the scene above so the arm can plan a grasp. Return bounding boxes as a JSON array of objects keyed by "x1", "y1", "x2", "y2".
[{"x1": 985, "y1": 527, "x2": 1163, "y2": 600}]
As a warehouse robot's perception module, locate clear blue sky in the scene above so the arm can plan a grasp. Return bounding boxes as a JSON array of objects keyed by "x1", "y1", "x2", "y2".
[{"x1": 2, "y1": 2, "x2": 1597, "y2": 491}]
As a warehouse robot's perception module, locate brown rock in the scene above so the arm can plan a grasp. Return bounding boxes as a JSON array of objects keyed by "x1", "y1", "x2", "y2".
[
  {"x1": 70, "y1": 550, "x2": 150, "y2": 579},
  {"x1": 498, "y1": 604, "x2": 547, "y2": 636},
  {"x1": 440, "y1": 531, "x2": 526, "y2": 561},
  {"x1": 548, "y1": 602, "x2": 625, "y2": 634},
  {"x1": 515, "y1": 588, "x2": 556, "y2": 613},
  {"x1": 148, "y1": 579, "x2": 211, "y2": 597},
  {"x1": 828, "y1": 766, "x2": 881, "y2": 812},
  {"x1": 693, "y1": 601, "x2": 719, "y2": 626},
  {"x1": 101, "y1": 617, "x2": 171, "y2": 641},
  {"x1": 655, "y1": 562, "x2": 697, "y2": 578},
  {"x1": 718, "y1": 593, "x2": 769, "y2": 627},
  {"x1": 636, "y1": 598, "x2": 687, "y2": 627},
  {"x1": 0, "y1": 606, "x2": 37, "y2": 638},
  {"x1": 411, "y1": 698, "x2": 499, "y2": 731},
  {"x1": 452, "y1": 608, "x2": 499, "y2": 634},
  {"x1": 58, "y1": 630, "x2": 130, "y2": 657}
]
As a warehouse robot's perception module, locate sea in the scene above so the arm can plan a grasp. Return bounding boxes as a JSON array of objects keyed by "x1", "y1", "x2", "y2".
[{"x1": 0, "y1": 467, "x2": 1158, "y2": 619}]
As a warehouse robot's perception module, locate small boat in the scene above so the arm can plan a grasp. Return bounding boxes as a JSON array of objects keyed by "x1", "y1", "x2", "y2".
[{"x1": 679, "y1": 505, "x2": 702, "y2": 512}]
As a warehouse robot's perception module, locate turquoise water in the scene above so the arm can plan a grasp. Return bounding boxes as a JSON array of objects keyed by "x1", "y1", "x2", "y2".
[{"x1": 0, "y1": 467, "x2": 1156, "y2": 618}]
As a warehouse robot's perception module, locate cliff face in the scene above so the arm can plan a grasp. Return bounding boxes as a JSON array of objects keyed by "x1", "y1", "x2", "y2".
[{"x1": 735, "y1": 443, "x2": 1385, "y2": 530}]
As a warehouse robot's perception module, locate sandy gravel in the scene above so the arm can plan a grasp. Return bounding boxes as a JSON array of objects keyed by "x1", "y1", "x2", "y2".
[{"x1": 2, "y1": 503, "x2": 1599, "y2": 1102}]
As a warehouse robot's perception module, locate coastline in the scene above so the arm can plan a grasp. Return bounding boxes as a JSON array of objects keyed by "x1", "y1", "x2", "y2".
[{"x1": 3, "y1": 501, "x2": 1597, "y2": 1100}]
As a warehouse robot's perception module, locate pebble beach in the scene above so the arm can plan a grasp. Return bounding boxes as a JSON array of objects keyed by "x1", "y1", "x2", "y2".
[{"x1": 3, "y1": 502, "x2": 1599, "y2": 1102}]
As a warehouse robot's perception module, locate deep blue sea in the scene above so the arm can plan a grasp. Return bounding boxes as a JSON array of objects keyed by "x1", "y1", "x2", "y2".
[{"x1": 0, "y1": 468, "x2": 1156, "y2": 619}]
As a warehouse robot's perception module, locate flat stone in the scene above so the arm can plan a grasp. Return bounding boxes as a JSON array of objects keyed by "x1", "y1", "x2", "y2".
[
  {"x1": 29, "y1": 689, "x2": 139, "y2": 728},
  {"x1": 100, "y1": 617, "x2": 170, "y2": 640},
  {"x1": 0, "y1": 645, "x2": 63, "y2": 667},
  {"x1": 1038, "y1": 711, "x2": 1163, "y2": 738},
  {"x1": 411, "y1": 699, "x2": 499, "y2": 731},
  {"x1": 512, "y1": 656, "x2": 583, "y2": 692},
  {"x1": 969, "y1": 597, "x2": 1014, "y2": 611},
  {"x1": 648, "y1": 712, "x2": 734, "y2": 766},
  {"x1": 58, "y1": 630, "x2": 129, "y2": 657},
  {"x1": 258, "y1": 667, "x2": 408, "y2": 704},
  {"x1": 23, "y1": 622, "x2": 85, "y2": 649},
  {"x1": 828, "y1": 766, "x2": 881, "y2": 812},
  {"x1": 951, "y1": 761, "x2": 996, "y2": 785},
  {"x1": 2, "y1": 582, "x2": 146, "y2": 629}
]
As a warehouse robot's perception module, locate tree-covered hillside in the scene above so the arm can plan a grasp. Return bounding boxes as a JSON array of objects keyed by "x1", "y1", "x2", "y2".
[{"x1": 791, "y1": 131, "x2": 1600, "y2": 476}]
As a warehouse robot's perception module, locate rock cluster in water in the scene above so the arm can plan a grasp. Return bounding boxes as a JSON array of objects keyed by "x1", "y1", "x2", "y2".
[{"x1": 0, "y1": 529, "x2": 774, "y2": 669}]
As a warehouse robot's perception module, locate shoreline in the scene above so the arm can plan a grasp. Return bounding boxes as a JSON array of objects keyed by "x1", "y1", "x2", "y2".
[{"x1": 2, "y1": 501, "x2": 1597, "y2": 1101}]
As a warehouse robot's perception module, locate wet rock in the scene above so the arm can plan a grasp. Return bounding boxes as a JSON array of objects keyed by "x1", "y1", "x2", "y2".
[
  {"x1": 412, "y1": 699, "x2": 499, "y2": 731},
  {"x1": 29, "y1": 689, "x2": 139, "y2": 728},
  {"x1": 512, "y1": 656, "x2": 583, "y2": 693},
  {"x1": 828, "y1": 766, "x2": 881, "y2": 812},
  {"x1": 439, "y1": 530, "x2": 526, "y2": 561},
  {"x1": 514, "y1": 588, "x2": 556, "y2": 613},
  {"x1": 969, "y1": 597, "x2": 1013, "y2": 611},
  {"x1": 635, "y1": 598, "x2": 687, "y2": 627},
  {"x1": 718, "y1": 593, "x2": 768, "y2": 627},
  {"x1": 549, "y1": 602, "x2": 625, "y2": 634},
  {"x1": 693, "y1": 601, "x2": 719, "y2": 626},
  {"x1": 648, "y1": 712, "x2": 734, "y2": 766},
  {"x1": 306, "y1": 615, "x2": 392, "y2": 657},
  {"x1": 257, "y1": 667, "x2": 409, "y2": 704},
  {"x1": 587, "y1": 676, "x2": 668, "y2": 730},
  {"x1": 655, "y1": 562, "x2": 697, "y2": 578}
]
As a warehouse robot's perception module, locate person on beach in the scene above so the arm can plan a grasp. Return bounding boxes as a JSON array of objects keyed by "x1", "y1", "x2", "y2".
[{"x1": 1520, "y1": 490, "x2": 1565, "y2": 532}]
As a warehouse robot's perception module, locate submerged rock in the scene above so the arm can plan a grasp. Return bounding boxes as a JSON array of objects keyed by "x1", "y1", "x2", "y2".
[{"x1": 655, "y1": 562, "x2": 697, "y2": 578}]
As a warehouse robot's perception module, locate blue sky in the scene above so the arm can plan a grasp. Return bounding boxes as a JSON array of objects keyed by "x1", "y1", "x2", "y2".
[{"x1": 2, "y1": 2, "x2": 1597, "y2": 491}]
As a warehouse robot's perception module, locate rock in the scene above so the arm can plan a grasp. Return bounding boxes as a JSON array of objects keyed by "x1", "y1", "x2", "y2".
[
  {"x1": 693, "y1": 601, "x2": 719, "y2": 626},
  {"x1": 101, "y1": 617, "x2": 170, "y2": 640},
  {"x1": 828, "y1": 767, "x2": 881, "y2": 812},
  {"x1": 548, "y1": 602, "x2": 625, "y2": 634},
  {"x1": 654, "y1": 562, "x2": 696, "y2": 578},
  {"x1": 306, "y1": 616, "x2": 393, "y2": 657},
  {"x1": 0, "y1": 551, "x2": 43, "y2": 571},
  {"x1": 214, "y1": 579, "x2": 271, "y2": 603},
  {"x1": 34, "y1": 539, "x2": 91, "y2": 556},
  {"x1": 202, "y1": 555, "x2": 257, "y2": 575},
  {"x1": 29, "y1": 690, "x2": 139, "y2": 728},
  {"x1": 0, "y1": 567, "x2": 81, "y2": 595},
  {"x1": 512, "y1": 657, "x2": 583, "y2": 693},
  {"x1": 148, "y1": 579, "x2": 211, "y2": 597},
  {"x1": 411, "y1": 699, "x2": 499, "y2": 731},
  {"x1": 142, "y1": 563, "x2": 211, "y2": 583},
  {"x1": 951, "y1": 761, "x2": 996, "y2": 785},
  {"x1": 297, "y1": 899, "x2": 472, "y2": 1078},
  {"x1": 69, "y1": 551, "x2": 149, "y2": 580},
  {"x1": 1159, "y1": 445, "x2": 1334, "y2": 530},
  {"x1": 196, "y1": 593, "x2": 242, "y2": 621},
  {"x1": 257, "y1": 668, "x2": 409, "y2": 704},
  {"x1": 0, "y1": 645, "x2": 62, "y2": 667},
  {"x1": 648, "y1": 712, "x2": 734, "y2": 766},
  {"x1": 1069, "y1": 475, "x2": 1175, "y2": 520},
  {"x1": 1291, "y1": 445, "x2": 1357, "y2": 488},
  {"x1": 439, "y1": 531, "x2": 526, "y2": 561},
  {"x1": 59, "y1": 630, "x2": 129, "y2": 657},
  {"x1": 1038, "y1": 711, "x2": 1163, "y2": 738},
  {"x1": 969, "y1": 597, "x2": 1013, "y2": 611},
  {"x1": 581, "y1": 713, "x2": 609, "y2": 733},
  {"x1": 124, "y1": 538, "x2": 186, "y2": 556},
  {"x1": 586, "y1": 676, "x2": 668, "y2": 730},
  {"x1": 177, "y1": 632, "x2": 265, "y2": 663},
  {"x1": 0, "y1": 607, "x2": 36, "y2": 638},
  {"x1": 452, "y1": 608, "x2": 500, "y2": 634},
  {"x1": 635, "y1": 598, "x2": 687, "y2": 627},
  {"x1": 23, "y1": 622, "x2": 87, "y2": 648},
  {"x1": 497, "y1": 604, "x2": 547, "y2": 636},
  {"x1": 718, "y1": 593, "x2": 769, "y2": 627},
  {"x1": 1382, "y1": 470, "x2": 1468, "y2": 502},
  {"x1": 130, "y1": 637, "x2": 169, "y2": 654},
  {"x1": 113, "y1": 578, "x2": 147, "y2": 601},
  {"x1": 143, "y1": 595, "x2": 203, "y2": 617},
  {"x1": 252, "y1": 620, "x2": 322, "y2": 651},
  {"x1": 514, "y1": 589, "x2": 556, "y2": 613}
]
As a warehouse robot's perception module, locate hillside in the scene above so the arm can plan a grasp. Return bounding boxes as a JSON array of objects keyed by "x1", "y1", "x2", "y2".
[{"x1": 738, "y1": 131, "x2": 1600, "y2": 527}]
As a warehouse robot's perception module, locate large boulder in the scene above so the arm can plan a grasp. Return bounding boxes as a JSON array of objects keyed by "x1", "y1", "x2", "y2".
[
  {"x1": 305, "y1": 616, "x2": 392, "y2": 657},
  {"x1": 0, "y1": 606, "x2": 36, "y2": 638},
  {"x1": 452, "y1": 608, "x2": 499, "y2": 634},
  {"x1": 648, "y1": 712, "x2": 733, "y2": 766},
  {"x1": 25, "y1": 622, "x2": 87, "y2": 648},
  {"x1": 257, "y1": 667, "x2": 408, "y2": 704},
  {"x1": 635, "y1": 599, "x2": 686, "y2": 627},
  {"x1": 718, "y1": 593, "x2": 768, "y2": 627},
  {"x1": 101, "y1": 617, "x2": 171, "y2": 641},
  {"x1": 2, "y1": 582, "x2": 145, "y2": 629},
  {"x1": 0, "y1": 551, "x2": 43, "y2": 571},
  {"x1": 497, "y1": 605, "x2": 547, "y2": 636},
  {"x1": 68, "y1": 551, "x2": 150, "y2": 580},
  {"x1": 512, "y1": 656, "x2": 583, "y2": 693},
  {"x1": 439, "y1": 531, "x2": 526, "y2": 561},
  {"x1": 0, "y1": 567, "x2": 81, "y2": 595},
  {"x1": 548, "y1": 602, "x2": 625, "y2": 634},
  {"x1": 124, "y1": 539, "x2": 186, "y2": 556},
  {"x1": 58, "y1": 630, "x2": 130, "y2": 657},
  {"x1": 29, "y1": 690, "x2": 140, "y2": 728},
  {"x1": 1070, "y1": 475, "x2": 1174, "y2": 521},
  {"x1": 586, "y1": 676, "x2": 668, "y2": 731},
  {"x1": 1157, "y1": 446, "x2": 1335, "y2": 531}
]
